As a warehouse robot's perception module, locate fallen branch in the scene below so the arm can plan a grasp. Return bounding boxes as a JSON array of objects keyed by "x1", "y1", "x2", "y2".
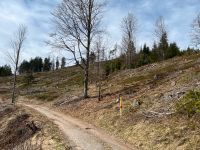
[{"x1": 142, "y1": 111, "x2": 175, "y2": 118}]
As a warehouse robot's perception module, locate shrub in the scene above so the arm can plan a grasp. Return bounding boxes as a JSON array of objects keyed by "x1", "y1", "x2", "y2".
[
  {"x1": 23, "y1": 73, "x2": 34, "y2": 87},
  {"x1": 34, "y1": 91, "x2": 60, "y2": 101},
  {"x1": 175, "y1": 90, "x2": 200, "y2": 117},
  {"x1": 104, "y1": 59, "x2": 122, "y2": 76},
  {"x1": 104, "y1": 63, "x2": 111, "y2": 76}
]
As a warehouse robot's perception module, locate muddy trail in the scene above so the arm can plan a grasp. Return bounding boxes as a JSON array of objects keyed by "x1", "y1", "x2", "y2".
[{"x1": 23, "y1": 104, "x2": 135, "y2": 150}]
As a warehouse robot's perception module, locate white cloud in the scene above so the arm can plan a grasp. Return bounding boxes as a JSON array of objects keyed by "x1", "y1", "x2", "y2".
[
  {"x1": 0, "y1": 0, "x2": 60, "y2": 66},
  {"x1": 0, "y1": 0, "x2": 199, "y2": 66}
]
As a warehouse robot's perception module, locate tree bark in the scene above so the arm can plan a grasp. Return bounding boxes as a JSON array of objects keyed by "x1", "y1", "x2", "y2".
[
  {"x1": 11, "y1": 70, "x2": 17, "y2": 104},
  {"x1": 83, "y1": 0, "x2": 92, "y2": 98},
  {"x1": 12, "y1": 52, "x2": 19, "y2": 104},
  {"x1": 98, "y1": 83, "x2": 101, "y2": 101},
  {"x1": 83, "y1": 69, "x2": 89, "y2": 98}
]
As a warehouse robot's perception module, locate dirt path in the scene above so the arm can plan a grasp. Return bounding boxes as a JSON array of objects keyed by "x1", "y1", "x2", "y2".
[{"x1": 23, "y1": 104, "x2": 135, "y2": 150}]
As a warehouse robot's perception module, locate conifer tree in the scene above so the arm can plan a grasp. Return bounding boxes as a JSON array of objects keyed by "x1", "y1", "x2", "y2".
[
  {"x1": 61, "y1": 57, "x2": 66, "y2": 69},
  {"x1": 56, "y1": 57, "x2": 59, "y2": 70}
]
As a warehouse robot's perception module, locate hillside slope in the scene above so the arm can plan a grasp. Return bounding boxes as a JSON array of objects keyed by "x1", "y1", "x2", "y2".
[
  {"x1": 0, "y1": 53, "x2": 200, "y2": 149},
  {"x1": 52, "y1": 53, "x2": 200, "y2": 150}
]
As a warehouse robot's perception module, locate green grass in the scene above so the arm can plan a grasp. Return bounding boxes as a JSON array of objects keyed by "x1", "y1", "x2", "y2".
[
  {"x1": 28, "y1": 91, "x2": 60, "y2": 101},
  {"x1": 175, "y1": 90, "x2": 200, "y2": 117},
  {"x1": 120, "y1": 75, "x2": 151, "y2": 85}
]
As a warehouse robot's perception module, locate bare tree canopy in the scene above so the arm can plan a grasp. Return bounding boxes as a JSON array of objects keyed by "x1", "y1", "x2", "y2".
[
  {"x1": 154, "y1": 16, "x2": 169, "y2": 60},
  {"x1": 94, "y1": 35, "x2": 106, "y2": 62},
  {"x1": 121, "y1": 13, "x2": 137, "y2": 51},
  {"x1": 154, "y1": 16, "x2": 167, "y2": 42},
  {"x1": 8, "y1": 25, "x2": 27, "y2": 104},
  {"x1": 121, "y1": 13, "x2": 137, "y2": 68},
  {"x1": 50, "y1": 0, "x2": 104, "y2": 98},
  {"x1": 8, "y1": 25, "x2": 27, "y2": 67},
  {"x1": 191, "y1": 13, "x2": 200, "y2": 48}
]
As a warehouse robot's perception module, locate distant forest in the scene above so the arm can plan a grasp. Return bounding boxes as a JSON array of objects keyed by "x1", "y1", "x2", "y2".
[
  {"x1": 0, "y1": 65, "x2": 12, "y2": 77},
  {"x1": 18, "y1": 57, "x2": 66, "y2": 74},
  {"x1": 0, "y1": 45, "x2": 198, "y2": 77}
]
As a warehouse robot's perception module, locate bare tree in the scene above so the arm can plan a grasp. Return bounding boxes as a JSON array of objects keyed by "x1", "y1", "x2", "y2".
[
  {"x1": 191, "y1": 13, "x2": 200, "y2": 48},
  {"x1": 121, "y1": 13, "x2": 137, "y2": 69},
  {"x1": 93, "y1": 36, "x2": 106, "y2": 101},
  {"x1": 50, "y1": 0, "x2": 104, "y2": 98},
  {"x1": 154, "y1": 16, "x2": 167, "y2": 42},
  {"x1": 8, "y1": 25, "x2": 27, "y2": 104},
  {"x1": 154, "y1": 16, "x2": 168, "y2": 60}
]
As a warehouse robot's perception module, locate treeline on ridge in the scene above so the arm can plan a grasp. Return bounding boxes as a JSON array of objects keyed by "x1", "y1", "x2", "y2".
[
  {"x1": 19, "y1": 57, "x2": 66, "y2": 74},
  {"x1": 103, "y1": 40, "x2": 198, "y2": 76},
  {"x1": 0, "y1": 65, "x2": 12, "y2": 77}
]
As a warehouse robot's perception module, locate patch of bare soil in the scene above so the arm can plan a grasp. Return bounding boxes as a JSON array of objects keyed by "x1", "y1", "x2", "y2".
[
  {"x1": 0, "y1": 102, "x2": 69, "y2": 150},
  {"x1": 0, "y1": 104, "x2": 37, "y2": 149}
]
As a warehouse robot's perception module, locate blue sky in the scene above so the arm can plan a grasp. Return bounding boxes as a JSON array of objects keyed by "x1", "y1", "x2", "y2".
[{"x1": 0, "y1": 0, "x2": 199, "y2": 66}]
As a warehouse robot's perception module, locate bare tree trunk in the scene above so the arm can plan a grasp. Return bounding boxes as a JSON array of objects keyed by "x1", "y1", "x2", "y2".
[
  {"x1": 83, "y1": 0, "x2": 92, "y2": 98},
  {"x1": 84, "y1": 69, "x2": 89, "y2": 98},
  {"x1": 84, "y1": 34, "x2": 90, "y2": 98},
  {"x1": 12, "y1": 47, "x2": 20, "y2": 104},
  {"x1": 97, "y1": 57, "x2": 101, "y2": 101},
  {"x1": 94, "y1": 36, "x2": 106, "y2": 101},
  {"x1": 12, "y1": 70, "x2": 17, "y2": 104},
  {"x1": 98, "y1": 83, "x2": 101, "y2": 101}
]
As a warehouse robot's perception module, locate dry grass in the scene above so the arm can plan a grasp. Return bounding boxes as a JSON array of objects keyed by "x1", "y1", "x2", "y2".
[
  {"x1": 50, "y1": 53, "x2": 200, "y2": 149},
  {"x1": 0, "y1": 52, "x2": 200, "y2": 149}
]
